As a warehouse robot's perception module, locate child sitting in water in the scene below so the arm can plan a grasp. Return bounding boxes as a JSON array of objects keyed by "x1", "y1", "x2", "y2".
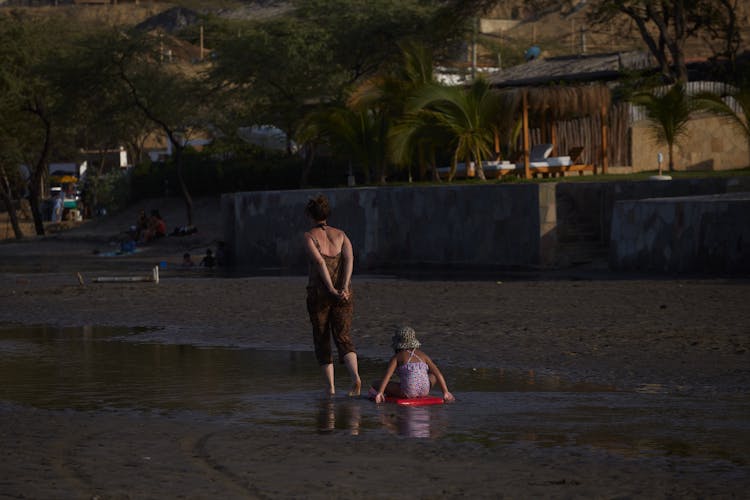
[{"x1": 370, "y1": 326, "x2": 455, "y2": 403}]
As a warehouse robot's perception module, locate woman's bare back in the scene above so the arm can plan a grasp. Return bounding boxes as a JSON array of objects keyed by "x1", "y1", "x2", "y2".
[{"x1": 307, "y1": 225, "x2": 346, "y2": 257}]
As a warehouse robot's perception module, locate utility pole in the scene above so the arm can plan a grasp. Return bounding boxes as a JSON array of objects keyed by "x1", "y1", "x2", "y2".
[
  {"x1": 200, "y1": 24, "x2": 204, "y2": 61},
  {"x1": 580, "y1": 25, "x2": 586, "y2": 55},
  {"x1": 471, "y1": 17, "x2": 478, "y2": 80}
]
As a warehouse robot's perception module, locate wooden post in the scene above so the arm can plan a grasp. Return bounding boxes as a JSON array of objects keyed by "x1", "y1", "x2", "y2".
[
  {"x1": 550, "y1": 119, "x2": 557, "y2": 156},
  {"x1": 601, "y1": 105, "x2": 609, "y2": 174},
  {"x1": 522, "y1": 89, "x2": 530, "y2": 179}
]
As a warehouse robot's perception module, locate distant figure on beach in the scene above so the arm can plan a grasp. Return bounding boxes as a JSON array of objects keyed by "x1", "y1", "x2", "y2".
[
  {"x1": 52, "y1": 192, "x2": 64, "y2": 223},
  {"x1": 200, "y1": 249, "x2": 215, "y2": 268},
  {"x1": 141, "y1": 209, "x2": 166, "y2": 243},
  {"x1": 303, "y1": 194, "x2": 361, "y2": 397},
  {"x1": 370, "y1": 326, "x2": 455, "y2": 403},
  {"x1": 181, "y1": 252, "x2": 195, "y2": 267},
  {"x1": 135, "y1": 209, "x2": 148, "y2": 240},
  {"x1": 215, "y1": 241, "x2": 227, "y2": 267}
]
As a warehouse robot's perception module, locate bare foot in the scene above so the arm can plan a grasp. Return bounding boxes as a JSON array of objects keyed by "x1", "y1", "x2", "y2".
[{"x1": 347, "y1": 378, "x2": 361, "y2": 397}]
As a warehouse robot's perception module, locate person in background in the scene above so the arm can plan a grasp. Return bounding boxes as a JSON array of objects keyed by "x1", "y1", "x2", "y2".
[
  {"x1": 52, "y1": 191, "x2": 64, "y2": 223},
  {"x1": 215, "y1": 241, "x2": 228, "y2": 267},
  {"x1": 181, "y1": 252, "x2": 195, "y2": 268},
  {"x1": 200, "y1": 249, "x2": 216, "y2": 268},
  {"x1": 141, "y1": 209, "x2": 166, "y2": 243}
]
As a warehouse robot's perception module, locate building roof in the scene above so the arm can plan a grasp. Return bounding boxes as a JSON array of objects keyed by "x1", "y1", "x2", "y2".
[{"x1": 487, "y1": 50, "x2": 654, "y2": 87}]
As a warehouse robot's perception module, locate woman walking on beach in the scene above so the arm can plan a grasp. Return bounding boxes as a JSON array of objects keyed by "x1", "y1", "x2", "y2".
[{"x1": 303, "y1": 195, "x2": 361, "y2": 396}]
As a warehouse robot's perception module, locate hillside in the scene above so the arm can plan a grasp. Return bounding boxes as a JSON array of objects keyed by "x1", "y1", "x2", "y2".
[
  {"x1": 3, "y1": 1, "x2": 747, "y2": 68},
  {"x1": 477, "y1": 1, "x2": 750, "y2": 64}
]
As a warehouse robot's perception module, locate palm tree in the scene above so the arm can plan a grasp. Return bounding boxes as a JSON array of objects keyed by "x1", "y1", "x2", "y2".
[
  {"x1": 630, "y1": 83, "x2": 697, "y2": 173},
  {"x1": 693, "y1": 84, "x2": 750, "y2": 167},
  {"x1": 347, "y1": 41, "x2": 436, "y2": 183},
  {"x1": 301, "y1": 105, "x2": 386, "y2": 185},
  {"x1": 389, "y1": 108, "x2": 453, "y2": 182},
  {"x1": 405, "y1": 78, "x2": 505, "y2": 181}
]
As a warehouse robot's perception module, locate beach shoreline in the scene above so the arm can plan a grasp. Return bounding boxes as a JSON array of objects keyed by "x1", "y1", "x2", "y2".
[{"x1": 1, "y1": 197, "x2": 748, "y2": 497}]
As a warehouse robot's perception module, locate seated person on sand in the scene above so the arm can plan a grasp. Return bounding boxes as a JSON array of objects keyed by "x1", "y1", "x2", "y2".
[
  {"x1": 141, "y1": 209, "x2": 166, "y2": 243},
  {"x1": 199, "y1": 249, "x2": 216, "y2": 268},
  {"x1": 171, "y1": 225, "x2": 198, "y2": 236},
  {"x1": 181, "y1": 252, "x2": 195, "y2": 268},
  {"x1": 135, "y1": 209, "x2": 148, "y2": 241},
  {"x1": 369, "y1": 326, "x2": 455, "y2": 403},
  {"x1": 215, "y1": 241, "x2": 228, "y2": 266}
]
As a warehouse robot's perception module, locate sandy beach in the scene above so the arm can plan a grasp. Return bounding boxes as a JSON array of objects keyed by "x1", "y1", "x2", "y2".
[{"x1": 0, "y1": 196, "x2": 748, "y2": 498}]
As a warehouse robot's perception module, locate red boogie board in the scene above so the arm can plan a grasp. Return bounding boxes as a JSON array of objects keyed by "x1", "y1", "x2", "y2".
[{"x1": 382, "y1": 395, "x2": 444, "y2": 406}]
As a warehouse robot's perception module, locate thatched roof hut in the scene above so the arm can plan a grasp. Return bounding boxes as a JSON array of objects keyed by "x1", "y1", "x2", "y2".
[
  {"x1": 500, "y1": 84, "x2": 612, "y2": 120},
  {"x1": 488, "y1": 51, "x2": 654, "y2": 88},
  {"x1": 484, "y1": 52, "x2": 652, "y2": 177}
]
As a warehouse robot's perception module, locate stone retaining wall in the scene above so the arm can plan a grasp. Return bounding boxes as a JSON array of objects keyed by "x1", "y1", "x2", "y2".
[
  {"x1": 609, "y1": 193, "x2": 750, "y2": 273},
  {"x1": 223, "y1": 185, "x2": 544, "y2": 272},
  {"x1": 222, "y1": 177, "x2": 750, "y2": 273}
]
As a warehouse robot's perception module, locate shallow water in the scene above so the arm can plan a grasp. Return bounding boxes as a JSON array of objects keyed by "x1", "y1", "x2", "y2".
[{"x1": 0, "y1": 325, "x2": 748, "y2": 464}]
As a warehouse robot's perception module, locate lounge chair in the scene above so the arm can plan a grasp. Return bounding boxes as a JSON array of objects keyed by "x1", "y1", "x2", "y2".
[
  {"x1": 436, "y1": 162, "x2": 475, "y2": 180},
  {"x1": 559, "y1": 146, "x2": 596, "y2": 176},
  {"x1": 518, "y1": 144, "x2": 595, "y2": 178}
]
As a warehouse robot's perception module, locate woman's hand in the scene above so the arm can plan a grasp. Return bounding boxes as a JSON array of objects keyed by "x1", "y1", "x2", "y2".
[
  {"x1": 375, "y1": 392, "x2": 386, "y2": 404},
  {"x1": 443, "y1": 391, "x2": 455, "y2": 403}
]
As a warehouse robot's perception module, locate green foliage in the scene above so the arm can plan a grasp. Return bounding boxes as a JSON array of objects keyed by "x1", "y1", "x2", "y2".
[
  {"x1": 80, "y1": 168, "x2": 131, "y2": 215},
  {"x1": 405, "y1": 78, "x2": 506, "y2": 180},
  {"x1": 127, "y1": 148, "x2": 310, "y2": 201},
  {"x1": 631, "y1": 83, "x2": 698, "y2": 171},
  {"x1": 292, "y1": 0, "x2": 444, "y2": 83}
]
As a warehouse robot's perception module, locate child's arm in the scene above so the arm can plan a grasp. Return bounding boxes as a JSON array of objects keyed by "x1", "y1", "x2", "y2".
[
  {"x1": 424, "y1": 355, "x2": 455, "y2": 402},
  {"x1": 375, "y1": 357, "x2": 398, "y2": 403}
]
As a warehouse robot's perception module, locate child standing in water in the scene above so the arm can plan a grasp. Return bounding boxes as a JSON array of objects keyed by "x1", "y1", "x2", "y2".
[{"x1": 370, "y1": 326, "x2": 455, "y2": 403}]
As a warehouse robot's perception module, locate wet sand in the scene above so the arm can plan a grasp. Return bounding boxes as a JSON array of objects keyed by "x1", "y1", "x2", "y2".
[{"x1": 0, "y1": 196, "x2": 749, "y2": 498}]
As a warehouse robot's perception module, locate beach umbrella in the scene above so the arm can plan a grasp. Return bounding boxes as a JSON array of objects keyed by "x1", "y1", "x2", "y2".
[{"x1": 54, "y1": 175, "x2": 78, "y2": 184}]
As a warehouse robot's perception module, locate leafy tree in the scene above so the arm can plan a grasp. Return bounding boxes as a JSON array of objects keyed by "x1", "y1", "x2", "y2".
[
  {"x1": 293, "y1": 0, "x2": 445, "y2": 85},
  {"x1": 210, "y1": 16, "x2": 341, "y2": 159},
  {"x1": 699, "y1": 0, "x2": 745, "y2": 72},
  {"x1": 0, "y1": 15, "x2": 81, "y2": 235},
  {"x1": 210, "y1": 1, "x2": 467, "y2": 186},
  {"x1": 630, "y1": 83, "x2": 697, "y2": 172},
  {"x1": 62, "y1": 29, "x2": 155, "y2": 213},
  {"x1": 580, "y1": 0, "x2": 746, "y2": 83},
  {"x1": 0, "y1": 135, "x2": 26, "y2": 239},
  {"x1": 107, "y1": 31, "x2": 213, "y2": 226}
]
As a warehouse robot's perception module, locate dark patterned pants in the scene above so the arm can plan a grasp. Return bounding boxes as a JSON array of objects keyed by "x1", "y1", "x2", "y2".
[{"x1": 306, "y1": 288, "x2": 355, "y2": 365}]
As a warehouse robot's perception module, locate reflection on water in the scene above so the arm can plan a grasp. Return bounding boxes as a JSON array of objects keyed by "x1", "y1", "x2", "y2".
[
  {"x1": 1, "y1": 324, "x2": 748, "y2": 463},
  {"x1": 0, "y1": 324, "x2": 327, "y2": 412},
  {"x1": 451, "y1": 366, "x2": 616, "y2": 393},
  {"x1": 377, "y1": 405, "x2": 448, "y2": 438},
  {"x1": 316, "y1": 399, "x2": 362, "y2": 436}
]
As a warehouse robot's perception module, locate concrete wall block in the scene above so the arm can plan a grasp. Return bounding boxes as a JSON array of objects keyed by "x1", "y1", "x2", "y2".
[
  {"x1": 610, "y1": 193, "x2": 750, "y2": 273},
  {"x1": 224, "y1": 179, "x2": 749, "y2": 274},
  {"x1": 223, "y1": 185, "x2": 543, "y2": 271}
]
